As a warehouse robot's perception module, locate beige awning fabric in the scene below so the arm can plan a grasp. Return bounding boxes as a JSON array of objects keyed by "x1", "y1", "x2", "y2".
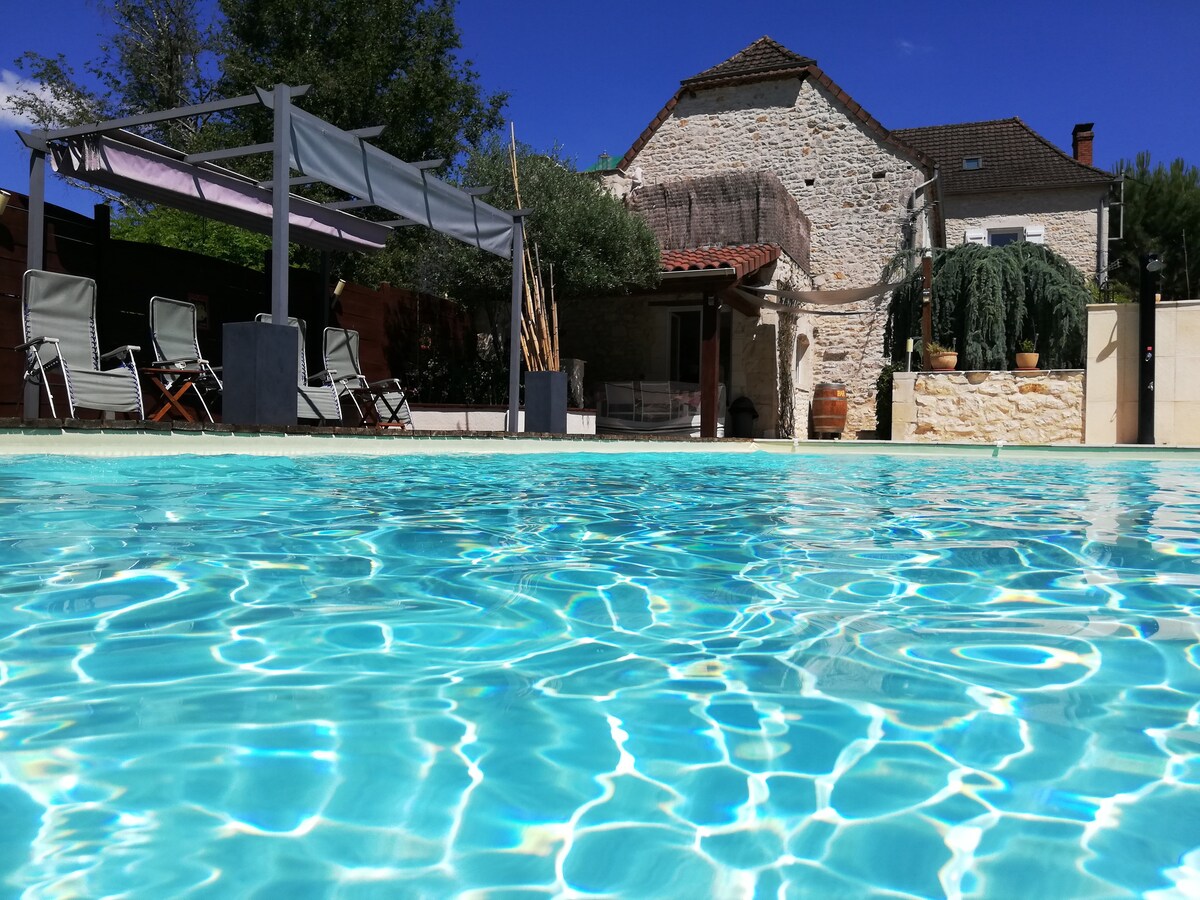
[
  {"x1": 50, "y1": 133, "x2": 392, "y2": 254},
  {"x1": 740, "y1": 282, "x2": 901, "y2": 306}
]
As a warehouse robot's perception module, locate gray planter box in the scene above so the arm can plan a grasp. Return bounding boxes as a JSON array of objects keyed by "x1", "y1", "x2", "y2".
[
  {"x1": 222, "y1": 321, "x2": 298, "y2": 426},
  {"x1": 524, "y1": 370, "x2": 567, "y2": 434}
]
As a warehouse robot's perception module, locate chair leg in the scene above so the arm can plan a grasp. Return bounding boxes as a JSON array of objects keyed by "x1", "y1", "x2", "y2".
[{"x1": 194, "y1": 389, "x2": 214, "y2": 423}]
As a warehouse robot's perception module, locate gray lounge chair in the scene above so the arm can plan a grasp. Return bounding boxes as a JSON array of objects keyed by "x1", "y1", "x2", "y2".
[
  {"x1": 321, "y1": 327, "x2": 412, "y2": 427},
  {"x1": 254, "y1": 314, "x2": 341, "y2": 423},
  {"x1": 148, "y1": 296, "x2": 222, "y2": 422},
  {"x1": 16, "y1": 269, "x2": 143, "y2": 419}
]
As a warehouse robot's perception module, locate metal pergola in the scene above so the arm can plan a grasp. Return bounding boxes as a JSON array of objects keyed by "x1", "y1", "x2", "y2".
[{"x1": 19, "y1": 85, "x2": 528, "y2": 431}]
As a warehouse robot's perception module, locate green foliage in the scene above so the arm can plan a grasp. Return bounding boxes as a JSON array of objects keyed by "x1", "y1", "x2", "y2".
[
  {"x1": 1112, "y1": 153, "x2": 1200, "y2": 301},
  {"x1": 885, "y1": 242, "x2": 1089, "y2": 370},
  {"x1": 1019, "y1": 338, "x2": 1035, "y2": 353},
  {"x1": 11, "y1": 0, "x2": 218, "y2": 147},
  {"x1": 407, "y1": 139, "x2": 660, "y2": 308},
  {"x1": 216, "y1": 0, "x2": 505, "y2": 170},
  {"x1": 112, "y1": 206, "x2": 271, "y2": 270},
  {"x1": 926, "y1": 342, "x2": 955, "y2": 355}
]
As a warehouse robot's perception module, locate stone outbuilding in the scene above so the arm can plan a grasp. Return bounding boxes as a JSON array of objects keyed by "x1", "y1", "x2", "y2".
[
  {"x1": 892, "y1": 118, "x2": 1115, "y2": 278},
  {"x1": 562, "y1": 36, "x2": 1111, "y2": 440}
]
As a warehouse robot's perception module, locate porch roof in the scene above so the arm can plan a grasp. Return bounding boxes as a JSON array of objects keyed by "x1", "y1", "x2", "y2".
[{"x1": 661, "y1": 244, "x2": 780, "y2": 282}]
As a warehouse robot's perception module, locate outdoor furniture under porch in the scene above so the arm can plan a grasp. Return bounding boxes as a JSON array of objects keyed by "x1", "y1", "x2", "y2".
[{"x1": 596, "y1": 380, "x2": 725, "y2": 437}]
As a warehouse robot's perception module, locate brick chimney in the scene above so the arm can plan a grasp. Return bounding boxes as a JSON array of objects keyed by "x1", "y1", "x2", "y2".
[{"x1": 1072, "y1": 122, "x2": 1094, "y2": 166}]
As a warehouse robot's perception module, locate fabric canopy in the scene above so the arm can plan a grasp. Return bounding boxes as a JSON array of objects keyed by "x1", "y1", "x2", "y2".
[
  {"x1": 741, "y1": 282, "x2": 901, "y2": 306},
  {"x1": 49, "y1": 133, "x2": 392, "y2": 254},
  {"x1": 286, "y1": 104, "x2": 515, "y2": 259}
]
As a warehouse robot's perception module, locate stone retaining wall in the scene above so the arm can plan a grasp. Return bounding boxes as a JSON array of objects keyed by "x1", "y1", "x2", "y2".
[{"x1": 892, "y1": 370, "x2": 1084, "y2": 444}]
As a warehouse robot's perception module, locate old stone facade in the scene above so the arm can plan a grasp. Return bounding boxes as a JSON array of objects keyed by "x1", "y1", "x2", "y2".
[
  {"x1": 584, "y1": 39, "x2": 1110, "y2": 442},
  {"x1": 894, "y1": 118, "x2": 1113, "y2": 280},
  {"x1": 943, "y1": 186, "x2": 1107, "y2": 277},
  {"x1": 621, "y1": 71, "x2": 929, "y2": 437},
  {"x1": 892, "y1": 370, "x2": 1085, "y2": 444}
]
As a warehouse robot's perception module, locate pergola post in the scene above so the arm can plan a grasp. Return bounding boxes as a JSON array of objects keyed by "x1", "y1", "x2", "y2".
[
  {"x1": 507, "y1": 214, "x2": 526, "y2": 433},
  {"x1": 270, "y1": 82, "x2": 291, "y2": 325},
  {"x1": 700, "y1": 292, "x2": 720, "y2": 438},
  {"x1": 23, "y1": 142, "x2": 47, "y2": 418},
  {"x1": 26, "y1": 141, "x2": 46, "y2": 273}
]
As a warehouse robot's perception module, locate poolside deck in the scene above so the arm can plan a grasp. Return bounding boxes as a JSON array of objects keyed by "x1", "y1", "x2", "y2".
[{"x1": 2, "y1": 417, "x2": 1197, "y2": 460}]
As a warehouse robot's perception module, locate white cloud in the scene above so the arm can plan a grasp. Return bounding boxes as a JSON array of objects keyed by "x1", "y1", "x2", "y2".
[
  {"x1": 895, "y1": 39, "x2": 932, "y2": 56},
  {"x1": 0, "y1": 70, "x2": 53, "y2": 129}
]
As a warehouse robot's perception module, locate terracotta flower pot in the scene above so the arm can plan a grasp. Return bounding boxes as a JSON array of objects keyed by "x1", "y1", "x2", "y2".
[
  {"x1": 1015, "y1": 352, "x2": 1040, "y2": 370},
  {"x1": 930, "y1": 351, "x2": 958, "y2": 371}
]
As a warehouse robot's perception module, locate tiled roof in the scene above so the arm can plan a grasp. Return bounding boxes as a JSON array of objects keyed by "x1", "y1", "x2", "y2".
[
  {"x1": 681, "y1": 36, "x2": 815, "y2": 88},
  {"x1": 618, "y1": 38, "x2": 932, "y2": 173},
  {"x1": 661, "y1": 244, "x2": 781, "y2": 281},
  {"x1": 891, "y1": 118, "x2": 1114, "y2": 193}
]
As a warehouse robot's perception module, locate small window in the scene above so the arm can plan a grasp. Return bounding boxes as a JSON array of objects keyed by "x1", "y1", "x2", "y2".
[
  {"x1": 804, "y1": 177, "x2": 816, "y2": 187},
  {"x1": 987, "y1": 229, "x2": 1022, "y2": 247},
  {"x1": 963, "y1": 157, "x2": 983, "y2": 170},
  {"x1": 872, "y1": 170, "x2": 886, "y2": 179}
]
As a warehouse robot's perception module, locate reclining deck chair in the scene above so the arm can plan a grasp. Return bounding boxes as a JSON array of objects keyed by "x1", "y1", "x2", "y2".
[
  {"x1": 148, "y1": 296, "x2": 222, "y2": 422},
  {"x1": 321, "y1": 327, "x2": 412, "y2": 428},
  {"x1": 16, "y1": 269, "x2": 143, "y2": 419},
  {"x1": 254, "y1": 314, "x2": 341, "y2": 423}
]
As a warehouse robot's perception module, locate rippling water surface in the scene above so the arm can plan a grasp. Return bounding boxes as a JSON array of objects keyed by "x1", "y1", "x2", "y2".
[{"x1": 1, "y1": 451, "x2": 1198, "y2": 898}]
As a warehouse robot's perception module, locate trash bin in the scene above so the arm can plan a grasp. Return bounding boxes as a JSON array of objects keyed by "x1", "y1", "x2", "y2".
[{"x1": 729, "y1": 395, "x2": 758, "y2": 438}]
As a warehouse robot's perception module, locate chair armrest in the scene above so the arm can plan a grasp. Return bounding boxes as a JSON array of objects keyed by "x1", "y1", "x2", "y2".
[
  {"x1": 367, "y1": 378, "x2": 405, "y2": 391},
  {"x1": 101, "y1": 345, "x2": 141, "y2": 363},
  {"x1": 14, "y1": 336, "x2": 58, "y2": 352},
  {"x1": 153, "y1": 356, "x2": 208, "y2": 368}
]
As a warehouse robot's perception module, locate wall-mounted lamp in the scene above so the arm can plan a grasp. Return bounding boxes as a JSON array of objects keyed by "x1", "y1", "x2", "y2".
[
  {"x1": 333, "y1": 279, "x2": 346, "y2": 298},
  {"x1": 0, "y1": 190, "x2": 11, "y2": 216}
]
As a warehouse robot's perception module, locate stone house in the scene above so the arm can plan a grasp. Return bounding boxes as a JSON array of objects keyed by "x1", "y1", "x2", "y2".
[
  {"x1": 892, "y1": 119, "x2": 1114, "y2": 277},
  {"x1": 559, "y1": 36, "x2": 1110, "y2": 439}
]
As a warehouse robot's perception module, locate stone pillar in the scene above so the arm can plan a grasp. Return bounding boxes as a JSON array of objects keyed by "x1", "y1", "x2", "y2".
[{"x1": 891, "y1": 372, "x2": 917, "y2": 441}]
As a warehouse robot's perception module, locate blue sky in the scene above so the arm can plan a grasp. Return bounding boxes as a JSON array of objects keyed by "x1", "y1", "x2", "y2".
[{"x1": 3, "y1": 0, "x2": 1198, "y2": 214}]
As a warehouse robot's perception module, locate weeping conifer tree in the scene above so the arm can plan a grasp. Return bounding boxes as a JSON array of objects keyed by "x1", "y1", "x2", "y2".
[{"x1": 884, "y1": 242, "x2": 1089, "y2": 370}]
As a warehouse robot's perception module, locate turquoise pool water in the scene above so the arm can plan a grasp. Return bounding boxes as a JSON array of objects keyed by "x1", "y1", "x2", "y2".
[{"x1": 1, "y1": 451, "x2": 1198, "y2": 898}]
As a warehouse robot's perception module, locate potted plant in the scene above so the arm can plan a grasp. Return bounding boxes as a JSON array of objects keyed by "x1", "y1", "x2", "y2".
[
  {"x1": 1015, "y1": 338, "x2": 1039, "y2": 371},
  {"x1": 927, "y1": 341, "x2": 958, "y2": 371}
]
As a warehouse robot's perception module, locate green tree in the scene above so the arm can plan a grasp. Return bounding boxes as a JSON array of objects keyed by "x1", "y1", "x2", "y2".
[
  {"x1": 885, "y1": 242, "x2": 1089, "y2": 370},
  {"x1": 1112, "y1": 153, "x2": 1200, "y2": 301},
  {"x1": 111, "y1": 205, "x2": 270, "y2": 271},
  {"x1": 416, "y1": 138, "x2": 659, "y2": 304},
  {"x1": 363, "y1": 139, "x2": 660, "y2": 398},
  {"x1": 217, "y1": 0, "x2": 505, "y2": 172},
  {"x1": 11, "y1": 0, "x2": 218, "y2": 146}
]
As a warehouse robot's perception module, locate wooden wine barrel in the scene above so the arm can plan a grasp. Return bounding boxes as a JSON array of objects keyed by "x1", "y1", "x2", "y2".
[{"x1": 811, "y1": 383, "x2": 848, "y2": 435}]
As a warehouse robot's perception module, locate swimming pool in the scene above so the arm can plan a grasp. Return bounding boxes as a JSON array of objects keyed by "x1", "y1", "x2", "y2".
[{"x1": 1, "y1": 450, "x2": 1197, "y2": 898}]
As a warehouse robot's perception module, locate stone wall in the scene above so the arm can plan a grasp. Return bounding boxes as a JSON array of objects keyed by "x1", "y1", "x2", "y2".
[
  {"x1": 943, "y1": 186, "x2": 1107, "y2": 277},
  {"x1": 892, "y1": 370, "x2": 1084, "y2": 444},
  {"x1": 630, "y1": 75, "x2": 927, "y2": 437}
]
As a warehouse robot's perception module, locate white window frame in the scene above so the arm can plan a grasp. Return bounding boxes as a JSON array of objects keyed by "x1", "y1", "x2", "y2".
[{"x1": 963, "y1": 224, "x2": 1046, "y2": 246}]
